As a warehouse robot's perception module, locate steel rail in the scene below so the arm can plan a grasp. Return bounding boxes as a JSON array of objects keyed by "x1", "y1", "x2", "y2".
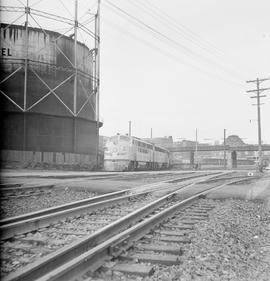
[
  {"x1": 2, "y1": 172, "x2": 229, "y2": 281},
  {"x1": 0, "y1": 184, "x2": 52, "y2": 193},
  {"x1": 0, "y1": 183, "x2": 22, "y2": 189},
  {"x1": 0, "y1": 172, "x2": 220, "y2": 230},
  {"x1": 197, "y1": 174, "x2": 261, "y2": 184},
  {"x1": 1, "y1": 172, "x2": 121, "y2": 179},
  {"x1": 0, "y1": 190, "x2": 132, "y2": 240},
  {"x1": 0, "y1": 189, "x2": 128, "y2": 226},
  {"x1": 165, "y1": 171, "x2": 223, "y2": 183},
  {"x1": 130, "y1": 171, "x2": 227, "y2": 193},
  {"x1": 0, "y1": 184, "x2": 54, "y2": 200},
  {"x1": 37, "y1": 177, "x2": 248, "y2": 281}
]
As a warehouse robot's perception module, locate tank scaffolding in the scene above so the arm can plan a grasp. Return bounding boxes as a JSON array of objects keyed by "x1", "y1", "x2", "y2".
[{"x1": 0, "y1": 1, "x2": 101, "y2": 166}]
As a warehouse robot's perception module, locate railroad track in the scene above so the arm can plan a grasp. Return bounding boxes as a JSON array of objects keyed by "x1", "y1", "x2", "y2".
[
  {"x1": 0, "y1": 172, "x2": 139, "y2": 200},
  {"x1": 0, "y1": 171, "x2": 222, "y2": 239},
  {"x1": 35, "y1": 176, "x2": 249, "y2": 281},
  {"x1": 196, "y1": 172, "x2": 260, "y2": 184},
  {"x1": 92, "y1": 198, "x2": 217, "y2": 280},
  {"x1": 0, "y1": 171, "x2": 206, "y2": 202},
  {"x1": 0, "y1": 172, "x2": 246, "y2": 281},
  {"x1": 0, "y1": 189, "x2": 129, "y2": 239},
  {"x1": 0, "y1": 184, "x2": 54, "y2": 200}
]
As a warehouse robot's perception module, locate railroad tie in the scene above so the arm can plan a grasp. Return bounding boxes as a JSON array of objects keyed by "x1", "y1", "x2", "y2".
[
  {"x1": 18, "y1": 236, "x2": 48, "y2": 246},
  {"x1": 163, "y1": 223, "x2": 194, "y2": 230},
  {"x1": 154, "y1": 230, "x2": 189, "y2": 236},
  {"x1": 137, "y1": 243, "x2": 184, "y2": 255},
  {"x1": 120, "y1": 253, "x2": 182, "y2": 265},
  {"x1": 44, "y1": 229, "x2": 87, "y2": 236},
  {"x1": 112, "y1": 263, "x2": 155, "y2": 277},
  {"x1": 178, "y1": 219, "x2": 202, "y2": 225},
  {"x1": 191, "y1": 205, "x2": 215, "y2": 210},
  {"x1": 186, "y1": 212, "x2": 208, "y2": 217},
  {"x1": 3, "y1": 243, "x2": 34, "y2": 253},
  {"x1": 158, "y1": 236, "x2": 191, "y2": 243},
  {"x1": 182, "y1": 217, "x2": 205, "y2": 222}
]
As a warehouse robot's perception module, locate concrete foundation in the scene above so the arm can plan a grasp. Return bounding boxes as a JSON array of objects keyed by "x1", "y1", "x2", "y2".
[{"x1": 1, "y1": 149, "x2": 97, "y2": 167}]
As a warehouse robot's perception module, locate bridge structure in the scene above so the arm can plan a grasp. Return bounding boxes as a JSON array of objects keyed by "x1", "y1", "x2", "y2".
[
  {"x1": 169, "y1": 144, "x2": 270, "y2": 152},
  {"x1": 168, "y1": 144, "x2": 270, "y2": 169}
]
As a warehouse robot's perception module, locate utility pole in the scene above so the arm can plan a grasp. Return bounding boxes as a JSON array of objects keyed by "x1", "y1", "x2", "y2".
[
  {"x1": 150, "y1": 128, "x2": 152, "y2": 139},
  {"x1": 246, "y1": 78, "x2": 270, "y2": 172},
  {"x1": 128, "y1": 120, "x2": 131, "y2": 137},
  {"x1": 223, "y1": 129, "x2": 226, "y2": 169},
  {"x1": 195, "y1": 128, "x2": 198, "y2": 168}
]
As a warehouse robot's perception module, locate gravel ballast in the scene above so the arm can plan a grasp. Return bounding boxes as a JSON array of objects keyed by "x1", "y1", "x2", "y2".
[
  {"x1": 107, "y1": 199, "x2": 270, "y2": 281},
  {"x1": 0, "y1": 188, "x2": 98, "y2": 218},
  {"x1": 144, "y1": 199, "x2": 270, "y2": 281}
]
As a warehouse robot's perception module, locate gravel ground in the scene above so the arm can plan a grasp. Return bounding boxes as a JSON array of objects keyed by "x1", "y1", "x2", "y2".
[
  {"x1": 144, "y1": 199, "x2": 270, "y2": 281},
  {"x1": 108, "y1": 199, "x2": 270, "y2": 281},
  {"x1": 0, "y1": 188, "x2": 98, "y2": 218}
]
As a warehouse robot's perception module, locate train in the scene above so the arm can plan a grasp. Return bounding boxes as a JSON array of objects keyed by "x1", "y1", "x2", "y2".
[{"x1": 104, "y1": 134, "x2": 170, "y2": 171}]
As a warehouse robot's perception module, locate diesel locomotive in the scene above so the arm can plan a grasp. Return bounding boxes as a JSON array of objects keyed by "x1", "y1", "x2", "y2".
[{"x1": 104, "y1": 134, "x2": 170, "y2": 171}]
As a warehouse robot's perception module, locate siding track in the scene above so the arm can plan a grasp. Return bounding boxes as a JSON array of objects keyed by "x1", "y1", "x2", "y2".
[{"x1": 0, "y1": 172, "x2": 222, "y2": 238}]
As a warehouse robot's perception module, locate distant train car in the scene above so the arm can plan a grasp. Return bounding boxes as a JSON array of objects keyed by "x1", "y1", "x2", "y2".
[{"x1": 104, "y1": 135, "x2": 170, "y2": 171}]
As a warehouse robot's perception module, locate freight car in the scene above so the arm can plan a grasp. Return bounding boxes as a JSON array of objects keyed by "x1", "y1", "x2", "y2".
[{"x1": 104, "y1": 134, "x2": 170, "y2": 171}]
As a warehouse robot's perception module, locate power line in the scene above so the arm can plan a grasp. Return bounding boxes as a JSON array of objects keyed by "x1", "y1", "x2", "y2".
[
  {"x1": 144, "y1": 0, "x2": 225, "y2": 55},
  {"x1": 102, "y1": 16, "x2": 243, "y2": 89},
  {"x1": 30, "y1": 0, "x2": 46, "y2": 8},
  {"x1": 59, "y1": 0, "x2": 73, "y2": 18},
  {"x1": 130, "y1": 0, "x2": 247, "y2": 79},
  {"x1": 103, "y1": 5, "x2": 244, "y2": 88},
  {"x1": 131, "y1": 0, "x2": 225, "y2": 57},
  {"x1": 78, "y1": 0, "x2": 98, "y2": 22},
  {"x1": 104, "y1": 0, "x2": 244, "y2": 85}
]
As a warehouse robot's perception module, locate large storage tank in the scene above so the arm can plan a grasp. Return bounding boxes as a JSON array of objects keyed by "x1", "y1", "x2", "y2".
[{"x1": 0, "y1": 23, "x2": 101, "y2": 168}]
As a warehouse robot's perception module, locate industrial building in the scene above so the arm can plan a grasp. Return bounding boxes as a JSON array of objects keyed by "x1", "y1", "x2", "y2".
[{"x1": 0, "y1": 21, "x2": 101, "y2": 168}]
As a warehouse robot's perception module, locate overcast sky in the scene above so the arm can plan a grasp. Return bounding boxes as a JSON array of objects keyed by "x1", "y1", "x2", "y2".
[
  {"x1": 3, "y1": 0, "x2": 270, "y2": 144},
  {"x1": 99, "y1": 0, "x2": 270, "y2": 144}
]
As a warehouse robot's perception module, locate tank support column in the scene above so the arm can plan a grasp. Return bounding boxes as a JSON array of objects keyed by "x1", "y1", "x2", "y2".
[
  {"x1": 95, "y1": 0, "x2": 101, "y2": 168},
  {"x1": 23, "y1": 0, "x2": 30, "y2": 153},
  {"x1": 73, "y1": 0, "x2": 78, "y2": 153}
]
